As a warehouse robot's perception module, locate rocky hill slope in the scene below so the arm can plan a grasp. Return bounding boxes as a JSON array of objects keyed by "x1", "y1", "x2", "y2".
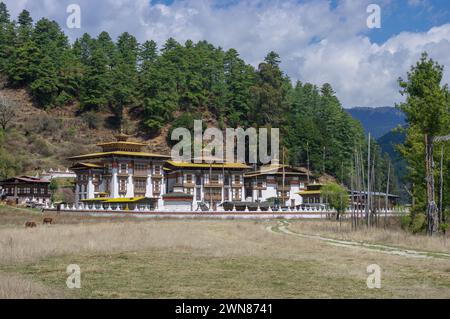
[{"x1": 0, "y1": 82, "x2": 172, "y2": 175}]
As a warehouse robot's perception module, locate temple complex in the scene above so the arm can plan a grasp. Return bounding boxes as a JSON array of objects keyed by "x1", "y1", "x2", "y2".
[
  {"x1": 244, "y1": 164, "x2": 309, "y2": 207},
  {"x1": 164, "y1": 160, "x2": 251, "y2": 210},
  {"x1": 63, "y1": 132, "x2": 401, "y2": 213},
  {"x1": 68, "y1": 133, "x2": 170, "y2": 209}
]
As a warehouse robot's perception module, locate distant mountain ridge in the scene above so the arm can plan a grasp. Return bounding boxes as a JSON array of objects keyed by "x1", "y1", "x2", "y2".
[
  {"x1": 346, "y1": 107, "x2": 406, "y2": 139},
  {"x1": 377, "y1": 129, "x2": 407, "y2": 179},
  {"x1": 347, "y1": 106, "x2": 408, "y2": 201}
]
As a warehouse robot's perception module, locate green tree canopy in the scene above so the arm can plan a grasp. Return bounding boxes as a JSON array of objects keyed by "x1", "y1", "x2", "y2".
[{"x1": 322, "y1": 183, "x2": 349, "y2": 220}]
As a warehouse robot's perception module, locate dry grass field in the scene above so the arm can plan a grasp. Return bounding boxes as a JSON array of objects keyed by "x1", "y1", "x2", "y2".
[
  {"x1": 289, "y1": 220, "x2": 450, "y2": 254},
  {"x1": 0, "y1": 205, "x2": 449, "y2": 299}
]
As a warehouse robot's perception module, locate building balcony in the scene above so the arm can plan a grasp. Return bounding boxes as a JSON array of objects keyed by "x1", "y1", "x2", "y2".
[
  {"x1": 253, "y1": 184, "x2": 266, "y2": 190},
  {"x1": 133, "y1": 171, "x2": 148, "y2": 177},
  {"x1": 175, "y1": 182, "x2": 195, "y2": 188},
  {"x1": 184, "y1": 182, "x2": 196, "y2": 187},
  {"x1": 204, "y1": 194, "x2": 223, "y2": 201},
  {"x1": 204, "y1": 182, "x2": 222, "y2": 188}
]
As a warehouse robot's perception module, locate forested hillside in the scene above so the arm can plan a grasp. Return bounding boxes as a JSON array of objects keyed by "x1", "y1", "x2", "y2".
[{"x1": 0, "y1": 2, "x2": 396, "y2": 194}]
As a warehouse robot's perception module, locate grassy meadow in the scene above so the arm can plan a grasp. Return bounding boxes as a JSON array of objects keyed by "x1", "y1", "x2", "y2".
[{"x1": 0, "y1": 205, "x2": 449, "y2": 299}]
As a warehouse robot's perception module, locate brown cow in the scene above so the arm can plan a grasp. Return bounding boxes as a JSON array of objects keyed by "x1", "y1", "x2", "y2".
[
  {"x1": 43, "y1": 218, "x2": 53, "y2": 225},
  {"x1": 25, "y1": 221, "x2": 37, "y2": 228}
]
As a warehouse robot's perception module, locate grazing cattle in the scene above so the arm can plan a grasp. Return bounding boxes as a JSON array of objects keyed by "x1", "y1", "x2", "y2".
[
  {"x1": 25, "y1": 221, "x2": 37, "y2": 228},
  {"x1": 43, "y1": 218, "x2": 53, "y2": 225}
]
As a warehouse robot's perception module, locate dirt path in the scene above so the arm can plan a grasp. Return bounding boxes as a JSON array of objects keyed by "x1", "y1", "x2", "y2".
[{"x1": 267, "y1": 220, "x2": 450, "y2": 260}]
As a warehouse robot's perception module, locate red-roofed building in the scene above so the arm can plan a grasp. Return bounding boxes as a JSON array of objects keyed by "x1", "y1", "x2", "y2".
[{"x1": 0, "y1": 176, "x2": 51, "y2": 205}]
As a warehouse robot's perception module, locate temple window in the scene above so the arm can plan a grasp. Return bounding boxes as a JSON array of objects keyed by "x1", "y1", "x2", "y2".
[
  {"x1": 135, "y1": 163, "x2": 146, "y2": 173},
  {"x1": 119, "y1": 179, "x2": 127, "y2": 193},
  {"x1": 232, "y1": 189, "x2": 241, "y2": 200},
  {"x1": 153, "y1": 180, "x2": 161, "y2": 193},
  {"x1": 210, "y1": 174, "x2": 219, "y2": 184},
  {"x1": 134, "y1": 178, "x2": 146, "y2": 192},
  {"x1": 224, "y1": 189, "x2": 229, "y2": 201}
]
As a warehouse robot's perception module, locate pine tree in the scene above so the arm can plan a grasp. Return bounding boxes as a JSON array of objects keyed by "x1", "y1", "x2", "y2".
[
  {"x1": 0, "y1": 2, "x2": 9, "y2": 24},
  {"x1": 223, "y1": 48, "x2": 254, "y2": 127},
  {"x1": 110, "y1": 32, "x2": 139, "y2": 125},
  {"x1": 6, "y1": 40, "x2": 40, "y2": 86},
  {"x1": 398, "y1": 52, "x2": 450, "y2": 235},
  {"x1": 79, "y1": 38, "x2": 111, "y2": 111},
  {"x1": 0, "y1": 2, "x2": 13, "y2": 72},
  {"x1": 30, "y1": 55, "x2": 60, "y2": 107},
  {"x1": 250, "y1": 51, "x2": 289, "y2": 128},
  {"x1": 97, "y1": 31, "x2": 116, "y2": 67},
  {"x1": 17, "y1": 10, "x2": 32, "y2": 28},
  {"x1": 139, "y1": 40, "x2": 158, "y2": 71},
  {"x1": 141, "y1": 38, "x2": 181, "y2": 133}
]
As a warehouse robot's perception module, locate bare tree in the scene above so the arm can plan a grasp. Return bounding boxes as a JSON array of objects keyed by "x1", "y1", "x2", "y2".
[
  {"x1": 434, "y1": 135, "x2": 450, "y2": 224},
  {"x1": 0, "y1": 95, "x2": 15, "y2": 131}
]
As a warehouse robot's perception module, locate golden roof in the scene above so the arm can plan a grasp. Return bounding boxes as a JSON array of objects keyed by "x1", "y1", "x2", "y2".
[
  {"x1": 82, "y1": 197, "x2": 148, "y2": 203},
  {"x1": 70, "y1": 162, "x2": 103, "y2": 170},
  {"x1": 105, "y1": 197, "x2": 147, "y2": 203},
  {"x1": 96, "y1": 141, "x2": 147, "y2": 147},
  {"x1": 166, "y1": 160, "x2": 251, "y2": 169},
  {"x1": 298, "y1": 190, "x2": 322, "y2": 195},
  {"x1": 68, "y1": 151, "x2": 170, "y2": 161},
  {"x1": 114, "y1": 132, "x2": 131, "y2": 142},
  {"x1": 244, "y1": 164, "x2": 306, "y2": 177}
]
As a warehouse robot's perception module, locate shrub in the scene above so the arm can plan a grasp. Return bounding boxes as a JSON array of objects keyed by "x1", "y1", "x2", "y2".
[
  {"x1": 439, "y1": 223, "x2": 448, "y2": 235},
  {"x1": 82, "y1": 111, "x2": 102, "y2": 129},
  {"x1": 400, "y1": 214, "x2": 412, "y2": 230},
  {"x1": 61, "y1": 126, "x2": 77, "y2": 140},
  {"x1": 410, "y1": 213, "x2": 426, "y2": 234},
  {"x1": 29, "y1": 135, "x2": 52, "y2": 157},
  {"x1": 55, "y1": 91, "x2": 73, "y2": 107},
  {"x1": 34, "y1": 114, "x2": 63, "y2": 134}
]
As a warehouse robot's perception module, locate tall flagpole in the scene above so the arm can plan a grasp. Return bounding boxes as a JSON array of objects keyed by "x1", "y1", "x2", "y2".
[{"x1": 366, "y1": 133, "x2": 371, "y2": 227}]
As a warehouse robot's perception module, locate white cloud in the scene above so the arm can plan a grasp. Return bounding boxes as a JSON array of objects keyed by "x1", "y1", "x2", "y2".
[{"x1": 3, "y1": 0, "x2": 450, "y2": 107}]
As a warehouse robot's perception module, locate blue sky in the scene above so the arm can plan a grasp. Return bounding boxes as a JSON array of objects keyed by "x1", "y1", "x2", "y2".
[
  {"x1": 4, "y1": 0, "x2": 450, "y2": 107},
  {"x1": 367, "y1": 0, "x2": 450, "y2": 43},
  {"x1": 150, "y1": 0, "x2": 450, "y2": 43}
]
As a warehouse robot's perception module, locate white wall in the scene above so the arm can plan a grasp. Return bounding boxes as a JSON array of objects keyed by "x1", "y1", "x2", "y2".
[{"x1": 163, "y1": 201, "x2": 192, "y2": 212}]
